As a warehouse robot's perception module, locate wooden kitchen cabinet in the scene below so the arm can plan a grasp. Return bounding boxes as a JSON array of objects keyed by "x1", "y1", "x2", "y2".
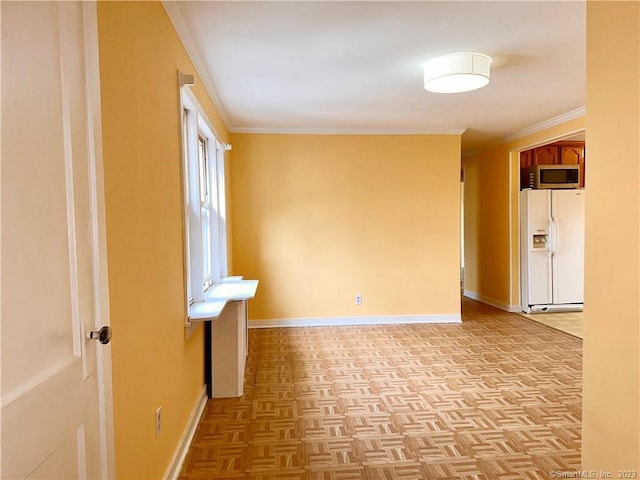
[
  {"x1": 520, "y1": 150, "x2": 533, "y2": 169},
  {"x1": 559, "y1": 142, "x2": 586, "y2": 187},
  {"x1": 533, "y1": 145, "x2": 559, "y2": 165}
]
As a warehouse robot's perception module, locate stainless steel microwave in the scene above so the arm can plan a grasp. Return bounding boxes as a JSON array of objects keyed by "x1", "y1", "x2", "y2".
[{"x1": 521, "y1": 164, "x2": 581, "y2": 189}]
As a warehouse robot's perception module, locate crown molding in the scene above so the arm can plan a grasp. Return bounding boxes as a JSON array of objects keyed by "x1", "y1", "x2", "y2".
[
  {"x1": 463, "y1": 106, "x2": 586, "y2": 158},
  {"x1": 162, "y1": 1, "x2": 232, "y2": 131},
  {"x1": 502, "y1": 106, "x2": 586, "y2": 143},
  {"x1": 231, "y1": 126, "x2": 468, "y2": 136}
]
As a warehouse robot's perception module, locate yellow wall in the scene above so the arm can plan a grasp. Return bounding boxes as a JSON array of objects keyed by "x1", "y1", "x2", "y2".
[
  {"x1": 462, "y1": 116, "x2": 585, "y2": 308},
  {"x1": 583, "y1": 1, "x2": 639, "y2": 470},
  {"x1": 230, "y1": 134, "x2": 461, "y2": 321},
  {"x1": 95, "y1": 0, "x2": 639, "y2": 474},
  {"x1": 97, "y1": 2, "x2": 229, "y2": 478}
]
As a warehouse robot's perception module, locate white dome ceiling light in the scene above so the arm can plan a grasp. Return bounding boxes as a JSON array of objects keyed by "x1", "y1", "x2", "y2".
[{"x1": 423, "y1": 52, "x2": 491, "y2": 93}]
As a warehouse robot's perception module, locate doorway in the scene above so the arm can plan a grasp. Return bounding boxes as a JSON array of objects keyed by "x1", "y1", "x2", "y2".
[{"x1": 511, "y1": 131, "x2": 586, "y2": 337}]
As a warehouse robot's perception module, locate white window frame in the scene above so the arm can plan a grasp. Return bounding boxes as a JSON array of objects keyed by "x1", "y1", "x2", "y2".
[{"x1": 180, "y1": 86, "x2": 228, "y2": 305}]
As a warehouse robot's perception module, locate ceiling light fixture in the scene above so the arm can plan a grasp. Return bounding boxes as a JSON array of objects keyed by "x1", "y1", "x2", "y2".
[{"x1": 423, "y1": 52, "x2": 491, "y2": 93}]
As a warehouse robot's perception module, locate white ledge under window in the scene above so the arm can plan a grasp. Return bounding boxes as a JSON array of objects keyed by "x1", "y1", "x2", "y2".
[{"x1": 188, "y1": 276, "x2": 259, "y2": 322}]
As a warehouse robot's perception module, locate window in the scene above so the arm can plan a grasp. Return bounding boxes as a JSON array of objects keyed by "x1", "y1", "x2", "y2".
[
  {"x1": 198, "y1": 135, "x2": 213, "y2": 289},
  {"x1": 180, "y1": 86, "x2": 229, "y2": 304}
]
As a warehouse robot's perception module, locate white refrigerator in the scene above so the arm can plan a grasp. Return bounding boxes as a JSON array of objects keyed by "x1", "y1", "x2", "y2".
[{"x1": 520, "y1": 189, "x2": 586, "y2": 313}]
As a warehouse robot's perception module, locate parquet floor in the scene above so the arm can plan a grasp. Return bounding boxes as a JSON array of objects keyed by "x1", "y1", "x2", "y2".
[{"x1": 179, "y1": 298, "x2": 582, "y2": 479}]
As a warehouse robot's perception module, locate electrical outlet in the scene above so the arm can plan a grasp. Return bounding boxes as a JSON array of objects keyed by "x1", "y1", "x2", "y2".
[
  {"x1": 155, "y1": 407, "x2": 162, "y2": 437},
  {"x1": 355, "y1": 294, "x2": 362, "y2": 305}
]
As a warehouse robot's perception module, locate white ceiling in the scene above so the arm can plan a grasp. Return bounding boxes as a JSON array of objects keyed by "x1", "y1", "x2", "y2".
[{"x1": 168, "y1": 1, "x2": 586, "y2": 155}]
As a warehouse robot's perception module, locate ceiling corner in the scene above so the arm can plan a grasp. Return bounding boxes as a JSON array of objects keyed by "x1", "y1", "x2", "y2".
[{"x1": 161, "y1": 1, "x2": 234, "y2": 132}]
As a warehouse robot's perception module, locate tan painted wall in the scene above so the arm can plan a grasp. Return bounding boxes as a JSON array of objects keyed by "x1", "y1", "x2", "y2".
[
  {"x1": 462, "y1": 116, "x2": 585, "y2": 309},
  {"x1": 230, "y1": 134, "x2": 462, "y2": 321},
  {"x1": 97, "y1": 2, "x2": 229, "y2": 478},
  {"x1": 583, "y1": 1, "x2": 639, "y2": 470}
]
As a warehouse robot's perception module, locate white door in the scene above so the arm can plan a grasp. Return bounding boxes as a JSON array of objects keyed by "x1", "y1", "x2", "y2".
[
  {"x1": 551, "y1": 189, "x2": 586, "y2": 304},
  {"x1": 1, "y1": 2, "x2": 115, "y2": 479}
]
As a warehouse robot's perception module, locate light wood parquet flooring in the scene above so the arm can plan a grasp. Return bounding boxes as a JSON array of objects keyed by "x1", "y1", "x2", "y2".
[{"x1": 179, "y1": 298, "x2": 582, "y2": 479}]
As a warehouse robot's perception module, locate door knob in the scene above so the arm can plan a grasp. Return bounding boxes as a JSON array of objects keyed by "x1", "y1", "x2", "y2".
[{"x1": 87, "y1": 326, "x2": 112, "y2": 345}]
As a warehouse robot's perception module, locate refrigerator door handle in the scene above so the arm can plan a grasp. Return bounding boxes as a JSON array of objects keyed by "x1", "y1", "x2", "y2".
[{"x1": 548, "y1": 215, "x2": 556, "y2": 257}]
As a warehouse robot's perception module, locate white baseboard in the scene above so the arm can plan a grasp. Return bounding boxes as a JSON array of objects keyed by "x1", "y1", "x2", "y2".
[
  {"x1": 463, "y1": 290, "x2": 521, "y2": 313},
  {"x1": 164, "y1": 386, "x2": 207, "y2": 480},
  {"x1": 249, "y1": 313, "x2": 461, "y2": 329}
]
